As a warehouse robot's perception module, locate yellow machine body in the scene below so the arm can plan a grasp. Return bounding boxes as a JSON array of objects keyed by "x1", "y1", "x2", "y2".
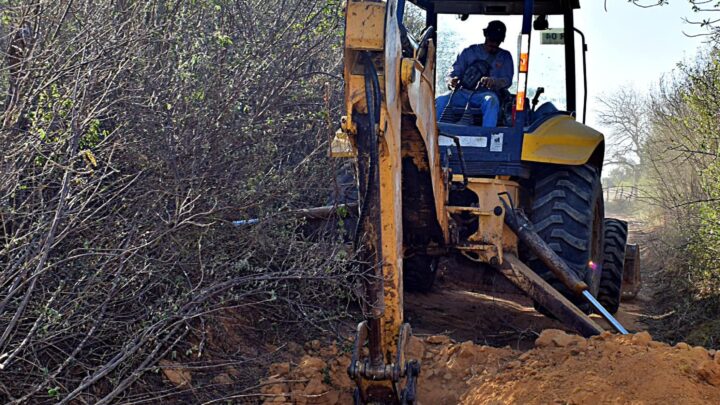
[
  {"x1": 336, "y1": 1, "x2": 611, "y2": 402},
  {"x1": 522, "y1": 114, "x2": 604, "y2": 165}
]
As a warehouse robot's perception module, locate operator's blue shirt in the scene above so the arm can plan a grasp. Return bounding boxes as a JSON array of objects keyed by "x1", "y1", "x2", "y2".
[{"x1": 448, "y1": 45, "x2": 514, "y2": 90}]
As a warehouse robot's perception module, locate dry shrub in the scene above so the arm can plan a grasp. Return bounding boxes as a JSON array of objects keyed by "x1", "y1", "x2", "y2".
[
  {"x1": 0, "y1": 0, "x2": 355, "y2": 403},
  {"x1": 642, "y1": 46, "x2": 720, "y2": 346}
]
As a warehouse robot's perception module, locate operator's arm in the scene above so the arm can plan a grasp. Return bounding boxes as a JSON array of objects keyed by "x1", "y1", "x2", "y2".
[
  {"x1": 498, "y1": 50, "x2": 514, "y2": 90},
  {"x1": 447, "y1": 48, "x2": 470, "y2": 89},
  {"x1": 479, "y1": 50, "x2": 514, "y2": 91},
  {"x1": 492, "y1": 50, "x2": 514, "y2": 90}
]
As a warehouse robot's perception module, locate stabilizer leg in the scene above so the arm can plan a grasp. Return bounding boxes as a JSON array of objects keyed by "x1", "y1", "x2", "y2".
[
  {"x1": 500, "y1": 196, "x2": 629, "y2": 335},
  {"x1": 493, "y1": 254, "x2": 605, "y2": 337}
]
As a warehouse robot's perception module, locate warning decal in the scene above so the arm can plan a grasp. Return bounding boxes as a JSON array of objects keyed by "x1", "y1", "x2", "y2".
[{"x1": 490, "y1": 133, "x2": 503, "y2": 152}]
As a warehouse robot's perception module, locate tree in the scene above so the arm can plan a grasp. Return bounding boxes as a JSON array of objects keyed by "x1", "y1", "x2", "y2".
[
  {"x1": 597, "y1": 87, "x2": 650, "y2": 189},
  {"x1": 627, "y1": 0, "x2": 720, "y2": 38}
]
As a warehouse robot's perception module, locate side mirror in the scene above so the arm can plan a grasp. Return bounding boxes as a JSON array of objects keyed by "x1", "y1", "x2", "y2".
[{"x1": 533, "y1": 15, "x2": 549, "y2": 31}]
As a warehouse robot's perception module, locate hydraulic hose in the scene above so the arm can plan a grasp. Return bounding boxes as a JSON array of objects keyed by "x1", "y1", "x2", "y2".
[
  {"x1": 353, "y1": 52, "x2": 381, "y2": 248},
  {"x1": 354, "y1": 51, "x2": 386, "y2": 370}
]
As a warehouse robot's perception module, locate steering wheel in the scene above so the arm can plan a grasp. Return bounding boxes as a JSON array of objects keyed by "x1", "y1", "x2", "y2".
[{"x1": 460, "y1": 60, "x2": 491, "y2": 90}]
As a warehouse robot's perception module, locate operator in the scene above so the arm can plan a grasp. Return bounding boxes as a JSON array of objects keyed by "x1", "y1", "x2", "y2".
[{"x1": 435, "y1": 20, "x2": 514, "y2": 127}]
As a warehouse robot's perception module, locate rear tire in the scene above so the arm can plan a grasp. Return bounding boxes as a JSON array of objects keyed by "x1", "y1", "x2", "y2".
[
  {"x1": 598, "y1": 218, "x2": 628, "y2": 314},
  {"x1": 404, "y1": 255, "x2": 438, "y2": 293},
  {"x1": 622, "y1": 244, "x2": 641, "y2": 300},
  {"x1": 527, "y1": 164, "x2": 604, "y2": 313}
]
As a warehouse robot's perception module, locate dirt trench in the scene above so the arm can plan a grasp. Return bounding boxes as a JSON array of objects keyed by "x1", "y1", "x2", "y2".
[
  {"x1": 401, "y1": 213, "x2": 657, "y2": 350},
  {"x1": 256, "y1": 214, "x2": 720, "y2": 404}
]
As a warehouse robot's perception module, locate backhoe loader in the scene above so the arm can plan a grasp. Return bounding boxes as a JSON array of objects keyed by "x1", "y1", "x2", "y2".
[{"x1": 331, "y1": 0, "x2": 641, "y2": 403}]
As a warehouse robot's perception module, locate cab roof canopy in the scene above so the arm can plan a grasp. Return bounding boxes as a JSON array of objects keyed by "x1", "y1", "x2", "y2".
[{"x1": 408, "y1": 0, "x2": 580, "y2": 15}]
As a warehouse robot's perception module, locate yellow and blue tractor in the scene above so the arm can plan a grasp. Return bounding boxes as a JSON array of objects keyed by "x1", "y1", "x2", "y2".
[{"x1": 331, "y1": 0, "x2": 641, "y2": 403}]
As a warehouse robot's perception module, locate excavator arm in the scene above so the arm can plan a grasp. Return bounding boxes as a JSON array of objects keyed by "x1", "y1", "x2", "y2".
[
  {"x1": 339, "y1": 1, "x2": 415, "y2": 403},
  {"x1": 336, "y1": 0, "x2": 449, "y2": 403}
]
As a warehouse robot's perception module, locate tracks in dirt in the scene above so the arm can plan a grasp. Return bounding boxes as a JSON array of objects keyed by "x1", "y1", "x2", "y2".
[
  {"x1": 405, "y1": 285, "x2": 570, "y2": 350},
  {"x1": 255, "y1": 214, "x2": 720, "y2": 405}
]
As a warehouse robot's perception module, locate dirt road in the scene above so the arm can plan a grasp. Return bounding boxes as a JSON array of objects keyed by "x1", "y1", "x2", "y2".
[{"x1": 256, "y1": 215, "x2": 720, "y2": 404}]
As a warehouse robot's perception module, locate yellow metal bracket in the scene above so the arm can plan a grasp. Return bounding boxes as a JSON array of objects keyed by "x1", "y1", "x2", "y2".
[
  {"x1": 400, "y1": 57, "x2": 415, "y2": 86},
  {"x1": 345, "y1": 1, "x2": 385, "y2": 51},
  {"x1": 330, "y1": 129, "x2": 357, "y2": 158},
  {"x1": 447, "y1": 177, "x2": 519, "y2": 265}
]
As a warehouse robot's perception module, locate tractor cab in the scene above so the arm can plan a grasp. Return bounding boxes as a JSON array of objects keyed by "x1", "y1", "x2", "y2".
[{"x1": 407, "y1": 0, "x2": 585, "y2": 178}]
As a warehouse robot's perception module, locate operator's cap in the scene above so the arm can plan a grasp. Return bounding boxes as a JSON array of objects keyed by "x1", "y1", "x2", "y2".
[{"x1": 483, "y1": 20, "x2": 506, "y2": 42}]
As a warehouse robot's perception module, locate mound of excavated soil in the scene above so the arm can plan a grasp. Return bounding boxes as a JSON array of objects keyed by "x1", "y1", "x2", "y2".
[{"x1": 261, "y1": 330, "x2": 720, "y2": 404}]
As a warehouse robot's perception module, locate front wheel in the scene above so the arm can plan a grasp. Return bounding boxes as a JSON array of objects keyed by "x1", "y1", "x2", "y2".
[
  {"x1": 622, "y1": 244, "x2": 641, "y2": 300},
  {"x1": 403, "y1": 255, "x2": 439, "y2": 293}
]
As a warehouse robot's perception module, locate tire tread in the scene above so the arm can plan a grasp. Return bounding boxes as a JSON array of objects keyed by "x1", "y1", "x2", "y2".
[
  {"x1": 527, "y1": 164, "x2": 604, "y2": 313},
  {"x1": 598, "y1": 218, "x2": 628, "y2": 314}
]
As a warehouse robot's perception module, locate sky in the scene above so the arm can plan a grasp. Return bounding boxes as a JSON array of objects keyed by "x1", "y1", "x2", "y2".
[
  {"x1": 432, "y1": 0, "x2": 712, "y2": 145},
  {"x1": 575, "y1": 0, "x2": 709, "y2": 132}
]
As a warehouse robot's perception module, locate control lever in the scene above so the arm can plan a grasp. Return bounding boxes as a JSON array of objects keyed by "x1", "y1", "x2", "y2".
[{"x1": 531, "y1": 87, "x2": 545, "y2": 112}]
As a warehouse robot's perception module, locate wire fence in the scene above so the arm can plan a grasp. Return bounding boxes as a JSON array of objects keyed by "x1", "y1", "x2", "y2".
[{"x1": 603, "y1": 186, "x2": 639, "y2": 201}]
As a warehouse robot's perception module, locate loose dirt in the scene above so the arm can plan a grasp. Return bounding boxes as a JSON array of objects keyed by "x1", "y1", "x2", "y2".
[
  {"x1": 258, "y1": 213, "x2": 720, "y2": 403},
  {"x1": 403, "y1": 256, "x2": 576, "y2": 351},
  {"x1": 261, "y1": 330, "x2": 720, "y2": 404},
  {"x1": 402, "y1": 212, "x2": 662, "y2": 351}
]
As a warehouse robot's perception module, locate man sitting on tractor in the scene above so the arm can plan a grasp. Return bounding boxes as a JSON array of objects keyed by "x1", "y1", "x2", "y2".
[{"x1": 435, "y1": 20, "x2": 514, "y2": 127}]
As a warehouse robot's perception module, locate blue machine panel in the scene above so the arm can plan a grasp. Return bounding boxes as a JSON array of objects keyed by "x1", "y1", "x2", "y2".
[{"x1": 438, "y1": 123, "x2": 530, "y2": 178}]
